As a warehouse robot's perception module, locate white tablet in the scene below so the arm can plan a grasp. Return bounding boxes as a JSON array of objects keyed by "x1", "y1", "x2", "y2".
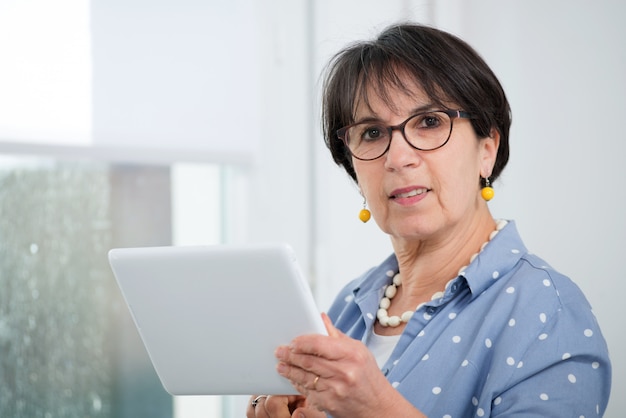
[{"x1": 108, "y1": 243, "x2": 326, "y2": 396}]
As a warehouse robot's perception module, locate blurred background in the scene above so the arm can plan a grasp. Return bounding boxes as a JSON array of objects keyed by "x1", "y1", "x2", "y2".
[{"x1": 0, "y1": 0, "x2": 623, "y2": 416}]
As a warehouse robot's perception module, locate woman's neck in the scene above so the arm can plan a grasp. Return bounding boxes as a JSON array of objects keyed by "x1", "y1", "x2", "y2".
[{"x1": 390, "y1": 214, "x2": 497, "y2": 307}]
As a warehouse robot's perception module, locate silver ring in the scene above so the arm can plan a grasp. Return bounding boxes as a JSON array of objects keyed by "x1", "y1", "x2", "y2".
[{"x1": 251, "y1": 395, "x2": 268, "y2": 408}]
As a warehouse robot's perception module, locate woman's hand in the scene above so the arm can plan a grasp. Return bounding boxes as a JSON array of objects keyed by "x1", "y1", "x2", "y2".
[
  {"x1": 274, "y1": 313, "x2": 398, "y2": 418},
  {"x1": 245, "y1": 394, "x2": 314, "y2": 418}
]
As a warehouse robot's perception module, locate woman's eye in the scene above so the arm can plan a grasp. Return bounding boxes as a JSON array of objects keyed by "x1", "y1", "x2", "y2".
[
  {"x1": 421, "y1": 115, "x2": 441, "y2": 128},
  {"x1": 361, "y1": 126, "x2": 384, "y2": 141}
]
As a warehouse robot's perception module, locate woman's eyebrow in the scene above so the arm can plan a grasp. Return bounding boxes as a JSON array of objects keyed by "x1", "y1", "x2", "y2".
[
  {"x1": 409, "y1": 103, "x2": 437, "y2": 114},
  {"x1": 353, "y1": 103, "x2": 437, "y2": 123},
  {"x1": 352, "y1": 115, "x2": 383, "y2": 124}
]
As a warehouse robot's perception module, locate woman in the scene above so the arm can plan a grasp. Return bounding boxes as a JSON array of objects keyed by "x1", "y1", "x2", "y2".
[{"x1": 247, "y1": 23, "x2": 611, "y2": 417}]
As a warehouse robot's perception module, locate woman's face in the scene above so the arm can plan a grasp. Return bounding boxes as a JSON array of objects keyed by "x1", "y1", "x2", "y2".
[{"x1": 352, "y1": 80, "x2": 499, "y2": 243}]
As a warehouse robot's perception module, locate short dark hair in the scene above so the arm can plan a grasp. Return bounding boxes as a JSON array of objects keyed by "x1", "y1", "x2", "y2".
[{"x1": 321, "y1": 23, "x2": 511, "y2": 183}]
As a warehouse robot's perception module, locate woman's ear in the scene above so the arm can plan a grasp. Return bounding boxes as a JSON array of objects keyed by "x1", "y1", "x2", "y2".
[{"x1": 480, "y1": 128, "x2": 500, "y2": 177}]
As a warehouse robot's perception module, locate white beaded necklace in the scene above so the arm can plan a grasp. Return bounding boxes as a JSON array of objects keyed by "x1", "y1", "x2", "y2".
[{"x1": 376, "y1": 219, "x2": 509, "y2": 327}]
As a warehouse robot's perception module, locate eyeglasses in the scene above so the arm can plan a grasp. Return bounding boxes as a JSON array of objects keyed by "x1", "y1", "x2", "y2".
[{"x1": 336, "y1": 109, "x2": 472, "y2": 161}]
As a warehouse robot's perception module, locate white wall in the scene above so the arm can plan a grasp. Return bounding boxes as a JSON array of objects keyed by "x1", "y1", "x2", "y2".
[
  {"x1": 90, "y1": 0, "x2": 262, "y2": 161},
  {"x1": 0, "y1": 0, "x2": 91, "y2": 144}
]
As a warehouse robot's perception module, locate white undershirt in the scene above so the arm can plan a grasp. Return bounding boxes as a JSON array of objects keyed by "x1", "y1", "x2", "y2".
[{"x1": 367, "y1": 330, "x2": 402, "y2": 369}]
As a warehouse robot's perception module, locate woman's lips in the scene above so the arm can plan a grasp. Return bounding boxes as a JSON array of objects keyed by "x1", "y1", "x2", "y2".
[{"x1": 389, "y1": 187, "x2": 429, "y2": 200}]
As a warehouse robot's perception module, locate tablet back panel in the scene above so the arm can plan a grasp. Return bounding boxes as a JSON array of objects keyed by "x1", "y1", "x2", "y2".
[{"x1": 108, "y1": 243, "x2": 325, "y2": 395}]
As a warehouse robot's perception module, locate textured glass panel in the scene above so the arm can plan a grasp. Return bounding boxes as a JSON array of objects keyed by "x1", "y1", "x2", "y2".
[{"x1": 0, "y1": 158, "x2": 172, "y2": 417}]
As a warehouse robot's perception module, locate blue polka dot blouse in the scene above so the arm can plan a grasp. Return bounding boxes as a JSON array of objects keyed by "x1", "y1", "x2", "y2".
[{"x1": 327, "y1": 220, "x2": 611, "y2": 417}]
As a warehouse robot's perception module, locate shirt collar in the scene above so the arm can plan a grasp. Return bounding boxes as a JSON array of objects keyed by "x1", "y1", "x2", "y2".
[{"x1": 461, "y1": 220, "x2": 527, "y2": 298}]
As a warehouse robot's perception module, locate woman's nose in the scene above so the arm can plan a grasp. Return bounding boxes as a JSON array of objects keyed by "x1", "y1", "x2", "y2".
[{"x1": 383, "y1": 130, "x2": 421, "y2": 170}]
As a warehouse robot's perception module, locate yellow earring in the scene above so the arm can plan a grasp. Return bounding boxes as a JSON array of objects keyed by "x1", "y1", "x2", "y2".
[
  {"x1": 359, "y1": 198, "x2": 371, "y2": 223},
  {"x1": 481, "y1": 177, "x2": 495, "y2": 201}
]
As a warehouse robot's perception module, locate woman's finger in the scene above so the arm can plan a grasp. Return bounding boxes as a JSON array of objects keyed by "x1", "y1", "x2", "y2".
[
  {"x1": 264, "y1": 395, "x2": 305, "y2": 418},
  {"x1": 246, "y1": 395, "x2": 269, "y2": 418},
  {"x1": 292, "y1": 404, "x2": 328, "y2": 418},
  {"x1": 321, "y1": 312, "x2": 340, "y2": 337},
  {"x1": 276, "y1": 358, "x2": 321, "y2": 393},
  {"x1": 247, "y1": 394, "x2": 308, "y2": 418}
]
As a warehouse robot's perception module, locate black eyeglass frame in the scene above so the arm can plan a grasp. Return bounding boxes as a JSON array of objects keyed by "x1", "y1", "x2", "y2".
[{"x1": 336, "y1": 109, "x2": 473, "y2": 161}]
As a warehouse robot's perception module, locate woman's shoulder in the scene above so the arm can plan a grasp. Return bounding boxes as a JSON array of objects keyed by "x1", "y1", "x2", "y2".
[
  {"x1": 480, "y1": 220, "x2": 593, "y2": 311},
  {"x1": 508, "y1": 251, "x2": 593, "y2": 311}
]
